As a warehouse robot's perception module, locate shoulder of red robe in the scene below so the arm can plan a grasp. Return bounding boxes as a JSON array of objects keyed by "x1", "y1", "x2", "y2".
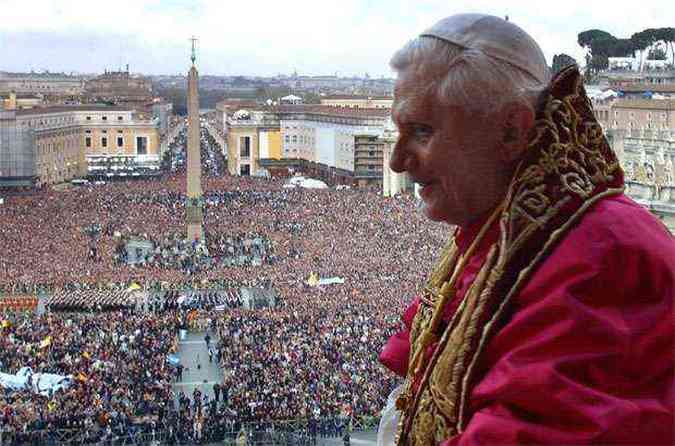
[
  {"x1": 444, "y1": 193, "x2": 675, "y2": 446},
  {"x1": 379, "y1": 296, "x2": 421, "y2": 377}
]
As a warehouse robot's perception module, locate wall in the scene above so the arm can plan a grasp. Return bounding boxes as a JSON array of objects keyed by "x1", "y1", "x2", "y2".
[
  {"x1": 227, "y1": 126, "x2": 259, "y2": 176},
  {"x1": 0, "y1": 110, "x2": 36, "y2": 186}
]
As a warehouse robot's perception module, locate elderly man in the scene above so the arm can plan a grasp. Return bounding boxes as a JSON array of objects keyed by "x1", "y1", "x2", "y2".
[{"x1": 379, "y1": 14, "x2": 674, "y2": 445}]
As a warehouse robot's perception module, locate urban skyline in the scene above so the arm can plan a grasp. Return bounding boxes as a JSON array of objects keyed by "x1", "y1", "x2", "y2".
[{"x1": 1, "y1": 0, "x2": 673, "y2": 77}]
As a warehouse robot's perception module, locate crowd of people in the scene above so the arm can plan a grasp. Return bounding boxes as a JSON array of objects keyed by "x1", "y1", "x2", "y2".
[
  {"x1": 0, "y1": 126, "x2": 447, "y2": 442},
  {"x1": 46, "y1": 289, "x2": 135, "y2": 312},
  {"x1": 0, "y1": 311, "x2": 181, "y2": 443},
  {"x1": 112, "y1": 230, "x2": 273, "y2": 274}
]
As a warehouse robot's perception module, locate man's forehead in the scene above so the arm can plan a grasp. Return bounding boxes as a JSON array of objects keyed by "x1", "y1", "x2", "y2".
[{"x1": 393, "y1": 72, "x2": 435, "y2": 117}]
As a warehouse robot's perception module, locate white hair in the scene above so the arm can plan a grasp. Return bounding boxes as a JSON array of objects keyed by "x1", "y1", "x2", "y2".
[{"x1": 390, "y1": 37, "x2": 550, "y2": 118}]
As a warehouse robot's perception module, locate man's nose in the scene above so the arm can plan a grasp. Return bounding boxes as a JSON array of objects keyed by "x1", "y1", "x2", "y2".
[{"x1": 389, "y1": 138, "x2": 411, "y2": 173}]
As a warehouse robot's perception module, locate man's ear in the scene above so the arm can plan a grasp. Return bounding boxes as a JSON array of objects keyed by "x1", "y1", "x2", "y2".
[{"x1": 498, "y1": 101, "x2": 535, "y2": 163}]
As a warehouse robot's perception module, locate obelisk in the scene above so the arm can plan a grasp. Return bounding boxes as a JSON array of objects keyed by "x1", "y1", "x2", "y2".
[{"x1": 186, "y1": 36, "x2": 204, "y2": 241}]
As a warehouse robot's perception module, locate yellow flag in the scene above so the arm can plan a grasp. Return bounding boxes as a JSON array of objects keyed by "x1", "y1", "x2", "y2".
[
  {"x1": 39, "y1": 336, "x2": 52, "y2": 349},
  {"x1": 307, "y1": 272, "x2": 320, "y2": 287}
]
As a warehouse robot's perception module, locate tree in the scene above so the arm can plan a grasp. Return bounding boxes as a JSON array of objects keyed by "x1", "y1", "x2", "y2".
[
  {"x1": 611, "y1": 39, "x2": 635, "y2": 57},
  {"x1": 577, "y1": 29, "x2": 619, "y2": 76},
  {"x1": 648, "y1": 47, "x2": 667, "y2": 60},
  {"x1": 578, "y1": 29, "x2": 614, "y2": 50},
  {"x1": 631, "y1": 29, "x2": 656, "y2": 70},
  {"x1": 590, "y1": 54, "x2": 610, "y2": 73},
  {"x1": 652, "y1": 27, "x2": 675, "y2": 64},
  {"x1": 552, "y1": 53, "x2": 578, "y2": 75},
  {"x1": 665, "y1": 28, "x2": 675, "y2": 64}
]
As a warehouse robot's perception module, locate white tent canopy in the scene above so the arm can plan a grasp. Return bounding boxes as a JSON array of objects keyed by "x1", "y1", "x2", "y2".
[
  {"x1": 0, "y1": 367, "x2": 73, "y2": 396},
  {"x1": 284, "y1": 176, "x2": 328, "y2": 189},
  {"x1": 281, "y1": 94, "x2": 302, "y2": 101},
  {"x1": 598, "y1": 89, "x2": 618, "y2": 100}
]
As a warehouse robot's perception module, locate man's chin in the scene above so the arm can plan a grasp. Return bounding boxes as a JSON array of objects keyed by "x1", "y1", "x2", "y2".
[{"x1": 421, "y1": 202, "x2": 449, "y2": 224}]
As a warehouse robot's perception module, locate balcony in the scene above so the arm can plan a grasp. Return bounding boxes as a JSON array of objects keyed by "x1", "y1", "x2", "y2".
[{"x1": 354, "y1": 170, "x2": 382, "y2": 178}]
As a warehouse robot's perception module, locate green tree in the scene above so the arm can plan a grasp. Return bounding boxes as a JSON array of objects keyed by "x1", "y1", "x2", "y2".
[
  {"x1": 652, "y1": 27, "x2": 675, "y2": 64},
  {"x1": 648, "y1": 47, "x2": 667, "y2": 60},
  {"x1": 631, "y1": 29, "x2": 656, "y2": 69},
  {"x1": 611, "y1": 39, "x2": 635, "y2": 57},
  {"x1": 590, "y1": 54, "x2": 610, "y2": 73},
  {"x1": 577, "y1": 29, "x2": 617, "y2": 76},
  {"x1": 578, "y1": 29, "x2": 614, "y2": 49}
]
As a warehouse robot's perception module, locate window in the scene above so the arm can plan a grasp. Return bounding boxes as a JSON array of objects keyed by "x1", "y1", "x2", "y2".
[
  {"x1": 118, "y1": 116, "x2": 123, "y2": 121},
  {"x1": 368, "y1": 164, "x2": 375, "y2": 170},
  {"x1": 292, "y1": 135, "x2": 297, "y2": 143},
  {"x1": 118, "y1": 130, "x2": 123, "y2": 134},
  {"x1": 240, "y1": 136, "x2": 251, "y2": 157},
  {"x1": 102, "y1": 130, "x2": 107, "y2": 134},
  {"x1": 85, "y1": 130, "x2": 91, "y2": 134},
  {"x1": 136, "y1": 136, "x2": 148, "y2": 155},
  {"x1": 284, "y1": 135, "x2": 290, "y2": 143},
  {"x1": 102, "y1": 116, "x2": 108, "y2": 121},
  {"x1": 117, "y1": 137, "x2": 124, "y2": 148},
  {"x1": 101, "y1": 137, "x2": 108, "y2": 148},
  {"x1": 369, "y1": 151, "x2": 375, "y2": 157},
  {"x1": 86, "y1": 116, "x2": 91, "y2": 121},
  {"x1": 240, "y1": 164, "x2": 251, "y2": 176}
]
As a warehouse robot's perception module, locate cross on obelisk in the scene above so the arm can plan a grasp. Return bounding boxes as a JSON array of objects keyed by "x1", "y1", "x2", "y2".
[{"x1": 186, "y1": 36, "x2": 204, "y2": 241}]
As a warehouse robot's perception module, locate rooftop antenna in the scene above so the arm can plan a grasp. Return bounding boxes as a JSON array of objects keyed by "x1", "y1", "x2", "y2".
[{"x1": 190, "y1": 36, "x2": 198, "y2": 66}]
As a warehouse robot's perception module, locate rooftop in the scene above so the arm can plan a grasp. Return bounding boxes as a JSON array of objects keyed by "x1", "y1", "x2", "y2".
[
  {"x1": 612, "y1": 99, "x2": 675, "y2": 110},
  {"x1": 618, "y1": 84, "x2": 675, "y2": 93},
  {"x1": 322, "y1": 94, "x2": 393, "y2": 100},
  {"x1": 275, "y1": 104, "x2": 390, "y2": 118},
  {"x1": 0, "y1": 93, "x2": 41, "y2": 99},
  {"x1": 15, "y1": 105, "x2": 134, "y2": 116},
  {"x1": 226, "y1": 105, "x2": 390, "y2": 123}
]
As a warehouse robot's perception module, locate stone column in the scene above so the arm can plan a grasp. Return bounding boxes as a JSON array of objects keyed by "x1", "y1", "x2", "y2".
[{"x1": 186, "y1": 65, "x2": 204, "y2": 241}]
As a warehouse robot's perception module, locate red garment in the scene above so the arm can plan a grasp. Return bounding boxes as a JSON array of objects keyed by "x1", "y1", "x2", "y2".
[{"x1": 380, "y1": 194, "x2": 675, "y2": 445}]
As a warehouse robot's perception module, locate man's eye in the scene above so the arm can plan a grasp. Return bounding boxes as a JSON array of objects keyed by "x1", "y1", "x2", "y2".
[{"x1": 411, "y1": 125, "x2": 432, "y2": 140}]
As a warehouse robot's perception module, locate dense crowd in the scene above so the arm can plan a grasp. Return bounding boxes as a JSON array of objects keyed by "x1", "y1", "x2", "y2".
[
  {"x1": 0, "y1": 311, "x2": 181, "y2": 443},
  {"x1": 0, "y1": 130, "x2": 447, "y2": 442}
]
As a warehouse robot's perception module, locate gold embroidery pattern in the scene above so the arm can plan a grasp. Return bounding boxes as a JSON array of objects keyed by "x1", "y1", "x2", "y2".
[{"x1": 397, "y1": 66, "x2": 624, "y2": 445}]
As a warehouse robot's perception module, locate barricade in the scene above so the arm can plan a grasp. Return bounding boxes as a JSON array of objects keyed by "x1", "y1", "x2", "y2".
[{"x1": 0, "y1": 416, "x2": 379, "y2": 445}]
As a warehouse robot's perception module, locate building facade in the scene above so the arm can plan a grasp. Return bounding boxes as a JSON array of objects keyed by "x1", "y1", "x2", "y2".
[
  {"x1": 1, "y1": 92, "x2": 42, "y2": 110},
  {"x1": 353, "y1": 134, "x2": 384, "y2": 187},
  {"x1": 606, "y1": 128, "x2": 675, "y2": 232},
  {"x1": 0, "y1": 105, "x2": 160, "y2": 187},
  {"x1": 84, "y1": 70, "x2": 153, "y2": 106},
  {"x1": 226, "y1": 110, "x2": 282, "y2": 176},
  {"x1": 381, "y1": 123, "x2": 414, "y2": 197},
  {"x1": 226, "y1": 105, "x2": 388, "y2": 184},
  {"x1": 0, "y1": 72, "x2": 86, "y2": 96},
  {"x1": 594, "y1": 99, "x2": 675, "y2": 134},
  {"x1": 320, "y1": 95, "x2": 393, "y2": 109},
  {"x1": 598, "y1": 67, "x2": 675, "y2": 88}
]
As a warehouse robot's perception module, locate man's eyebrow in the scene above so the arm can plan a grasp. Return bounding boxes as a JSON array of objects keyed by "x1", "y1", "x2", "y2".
[{"x1": 392, "y1": 100, "x2": 410, "y2": 124}]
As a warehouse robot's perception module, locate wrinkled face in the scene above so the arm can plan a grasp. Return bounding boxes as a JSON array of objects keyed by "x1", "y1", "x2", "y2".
[{"x1": 390, "y1": 67, "x2": 512, "y2": 227}]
